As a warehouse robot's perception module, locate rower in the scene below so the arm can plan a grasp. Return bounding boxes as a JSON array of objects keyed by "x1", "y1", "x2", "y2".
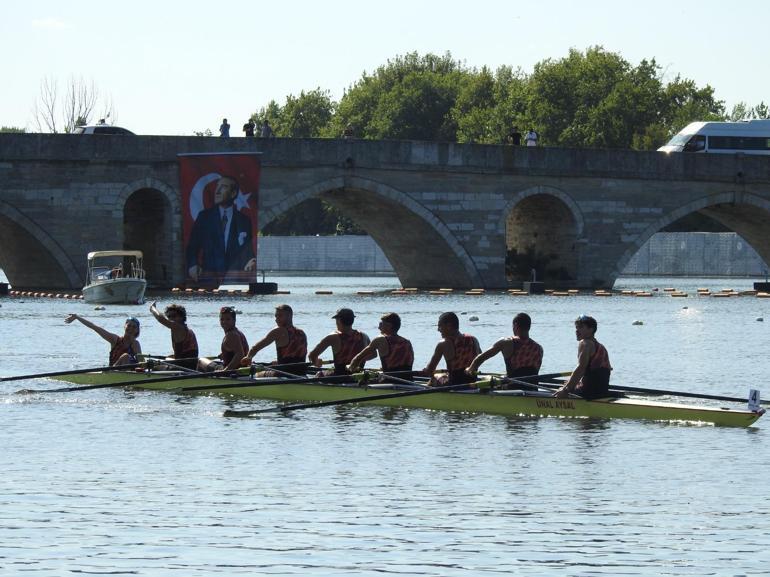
[
  {"x1": 421, "y1": 311, "x2": 481, "y2": 386},
  {"x1": 348, "y1": 312, "x2": 414, "y2": 379},
  {"x1": 149, "y1": 302, "x2": 199, "y2": 370},
  {"x1": 554, "y1": 315, "x2": 612, "y2": 399},
  {"x1": 199, "y1": 306, "x2": 249, "y2": 373},
  {"x1": 240, "y1": 304, "x2": 308, "y2": 376},
  {"x1": 309, "y1": 308, "x2": 370, "y2": 376},
  {"x1": 64, "y1": 314, "x2": 142, "y2": 367},
  {"x1": 466, "y1": 312, "x2": 543, "y2": 385}
]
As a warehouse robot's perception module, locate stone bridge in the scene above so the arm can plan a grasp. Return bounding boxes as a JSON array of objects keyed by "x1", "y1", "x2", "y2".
[{"x1": 1, "y1": 133, "x2": 769, "y2": 290}]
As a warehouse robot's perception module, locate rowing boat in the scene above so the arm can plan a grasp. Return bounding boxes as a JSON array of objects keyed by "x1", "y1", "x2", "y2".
[{"x1": 49, "y1": 370, "x2": 765, "y2": 427}]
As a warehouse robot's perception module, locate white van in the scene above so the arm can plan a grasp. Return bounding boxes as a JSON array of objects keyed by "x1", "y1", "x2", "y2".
[{"x1": 658, "y1": 119, "x2": 770, "y2": 155}]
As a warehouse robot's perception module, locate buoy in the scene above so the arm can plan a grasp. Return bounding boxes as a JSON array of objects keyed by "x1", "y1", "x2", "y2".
[
  {"x1": 94, "y1": 305, "x2": 105, "y2": 310},
  {"x1": 632, "y1": 320, "x2": 643, "y2": 325},
  {"x1": 757, "y1": 317, "x2": 764, "y2": 322},
  {"x1": 469, "y1": 315, "x2": 479, "y2": 321},
  {"x1": 682, "y1": 306, "x2": 688, "y2": 310}
]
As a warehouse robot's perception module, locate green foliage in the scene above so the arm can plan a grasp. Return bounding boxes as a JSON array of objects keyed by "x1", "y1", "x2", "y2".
[
  {"x1": 251, "y1": 89, "x2": 335, "y2": 138},
  {"x1": 1, "y1": 126, "x2": 25, "y2": 133},
  {"x1": 246, "y1": 47, "x2": 757, "y2": 234}
]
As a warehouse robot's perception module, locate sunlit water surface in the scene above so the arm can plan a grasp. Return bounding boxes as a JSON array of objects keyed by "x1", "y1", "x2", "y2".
[{"x1": 2, "y1": 276, "x2": 769, "y2": 576}]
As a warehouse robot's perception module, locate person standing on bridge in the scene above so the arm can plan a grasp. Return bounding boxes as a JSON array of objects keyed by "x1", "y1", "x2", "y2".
[
  {"x1": 309, "y1": 308, "x2": 370, "y2": 377},
  {"x1": 185, "y1": 175, "x2": 256, "y2": 286},
  {"x1": 219, "y1": 118, "x2": 230, "y2": 138},
  {"x1": 348, "y1": 312, "x2": 414, "y2": 379},
  {"x1": 525, "y1": 128, "x2": 539, "y2": 147},
  {"x1": 422, "y1": 312, "x2": 481, "y2": 386},
  {"x1": 64, "y1": 314, "x2": 142, "y2": 367},
  {"x1": 466, "y1": 312, "x2": 543, "y2": 382},
  {"x1": 554, "y1": 315, "x2": 612, "y2": 399},
  {"x1": 242, "y1": 118, "x2": 255, "y2": 137}
]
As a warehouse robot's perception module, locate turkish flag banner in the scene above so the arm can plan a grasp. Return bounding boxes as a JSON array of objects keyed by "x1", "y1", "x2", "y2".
[{"x1": 178, "y1": 153, "x2": 261, "y2": 288}]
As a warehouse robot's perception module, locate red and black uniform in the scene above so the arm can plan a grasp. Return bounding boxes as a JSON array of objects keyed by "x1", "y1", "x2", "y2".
[
  {"x1": 380, "y1": 335, "x2": 414, "y2": 378},
  {"x1": 333, "y1": 330, "x2": 366, "y2": 375},
  {"x1": 219, "y1": 328, "x2": 249, "y2": 368},
  {"x1": 172, "y1": 326, "x2": 199, "y2": 370},
  {"x1": 503, "y1": 337, "x2": 543, "y2": 378},
  {"x1": 109, "y1": 337, "x2": 138, "y2": 366},
  {"x1": 446, "y1": 333, "x2": 479, "y2": 385},
  {"x1": 576, "y1": 339, "x2": 612, "y2": 399},
  {"x1": 274, "y1": 326, "x2": 308, "y2": 376}
]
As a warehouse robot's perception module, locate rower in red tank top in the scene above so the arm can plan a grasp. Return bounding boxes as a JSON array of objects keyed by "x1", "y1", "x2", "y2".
[
  {"x1": 149, "y1": 302, "x2": 199, "y2": 370},
  {"x1": 199, "y1": 306, "x2": 249, "y2": 373},
  {"x1": 309, "y1": 308, "x2": 370, "y2": 377},
  {"x1": 65, "y1": 314, "x2": 142, "y2": 367},
  {"x1": 466, "y1": 313, "x2": 543, "y2": 384},
  {"x1": 422, "y1": 312, "x2": 481, "y2": 386},
  {"x1": 241, "y1": 305, "x2": 308, "y2": 376},
  {"x1": 555, "y1": 315, "x2": 613, "y2": 400},
  {"x1": 348, "y1": 312, "x2": 414, "y2": 379}
]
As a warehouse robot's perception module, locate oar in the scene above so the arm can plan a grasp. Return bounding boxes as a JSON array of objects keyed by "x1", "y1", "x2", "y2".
[
  {"x1": 501, "y1": 376, "x2": 766, "y2": 405},
  {"x1": 172, "y1": 372, "x2": 353, "y2": 393},
  {"x1": 2, "y1": 362, "x2": 145, "y2": 383},
  {"x1": 16, "y1": 368, "x2": 247, "y2": 394},
  {"x1": 223, "y1": 379, "x2": 481, "y2": 418}
]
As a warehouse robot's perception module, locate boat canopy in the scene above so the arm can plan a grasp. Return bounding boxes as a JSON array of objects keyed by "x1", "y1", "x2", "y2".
[{"x1": 87, "y1": 250, "x2": 144, "y2": 260}]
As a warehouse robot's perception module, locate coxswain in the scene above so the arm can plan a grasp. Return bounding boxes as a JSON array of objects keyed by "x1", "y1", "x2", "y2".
[
  {"x1": 421, "y1": 312, "x2": 480, "y2": 386},
  {"x1": 64, "y1": 314, "x2": 142, "y2": 367},
  {"x1": 149, "y1": 302, "x2": 199, "y2": 370},
  {"x1": 199, "y1": 306, "x2": 249, "y2": 373},
  {"x1": 466, "y1": 312, "x2": 543, "y2": 385},
  {"x1": 554, "y1": 315, "x2": 612, "y2": 399},
  {"x1": 348, "y1": 312, "x2": 414, "y2": 379},
  {"x1": 308, "y1": 308, "x2": 370, "y2": 376},
  {"x1": 240, "y1": 304, "x2": 308, "y2": 376}
]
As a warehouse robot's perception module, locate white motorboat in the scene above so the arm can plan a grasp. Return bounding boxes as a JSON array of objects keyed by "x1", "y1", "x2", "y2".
[{"x1": 82, "y1": 250, "x2": 147, "y2": 304}]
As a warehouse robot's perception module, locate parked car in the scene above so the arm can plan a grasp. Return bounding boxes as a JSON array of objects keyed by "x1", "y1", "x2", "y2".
[{"x1": 73, "y1": 124, "x2": 135, "y2": 135}]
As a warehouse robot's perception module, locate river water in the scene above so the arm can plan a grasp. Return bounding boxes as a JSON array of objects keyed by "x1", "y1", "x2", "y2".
[{"x1": 2, "y1": 276, "x2": 768, "y2": 576}]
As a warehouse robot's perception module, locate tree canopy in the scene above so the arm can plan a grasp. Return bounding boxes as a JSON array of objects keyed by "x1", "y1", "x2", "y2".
[{"x1": 247, "y1": 47, "x2": 763, "y2": 235}]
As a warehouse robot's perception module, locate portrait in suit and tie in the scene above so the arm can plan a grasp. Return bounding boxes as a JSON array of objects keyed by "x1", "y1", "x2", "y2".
[{"x1": 185, "y1": 175, "x2": 256, "y2": 286}]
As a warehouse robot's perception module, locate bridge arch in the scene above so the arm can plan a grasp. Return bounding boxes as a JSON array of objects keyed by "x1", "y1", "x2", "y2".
[
  {"x1": 500, "y1": 186, "x2": 585, "y2": 285},
  {"x1": 117, "y1": 178, "x2": 180, "y2": 287},
  {"x1": 614, "y1": 190, "x2": 770, "y2": 276},
  {"x1": 0, "y1": 200, "x2": 81, "y2": 289},
  {"x1": 260, "y1": 176, "x2": 483, "y2": 288}
]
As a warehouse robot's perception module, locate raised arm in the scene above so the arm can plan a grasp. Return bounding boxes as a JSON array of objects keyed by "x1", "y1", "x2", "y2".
[
  {"x1": 149, "y1": 301, "x2": 175, "y2": 329},
  {"x1": 64, "y1": 314, "x2": 118, "y2": 345}
]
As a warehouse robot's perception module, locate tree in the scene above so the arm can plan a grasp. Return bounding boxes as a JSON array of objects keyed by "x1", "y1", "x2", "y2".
[
  {"x1": 333, "y1": 52, "x2": 468, "y2": 141},
  {"x1": 1, "y1": 126, "x2": 25, "y2": 133},
  {"x1": 250, "y1": 89, "x2": 335, "y2": 138},
  {"x1": 33, "y1": 76, "x2": 115, "y2": 133}
]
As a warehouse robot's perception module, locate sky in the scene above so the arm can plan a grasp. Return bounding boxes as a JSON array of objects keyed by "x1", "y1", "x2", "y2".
[{"x1": 3, "y1": 0, "x2": 769, "y2": 136}]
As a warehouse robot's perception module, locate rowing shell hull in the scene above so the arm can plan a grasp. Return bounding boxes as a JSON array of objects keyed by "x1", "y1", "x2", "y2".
[{"x1": 54, "y1": 372, "x2": 764, "y2": 427}]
